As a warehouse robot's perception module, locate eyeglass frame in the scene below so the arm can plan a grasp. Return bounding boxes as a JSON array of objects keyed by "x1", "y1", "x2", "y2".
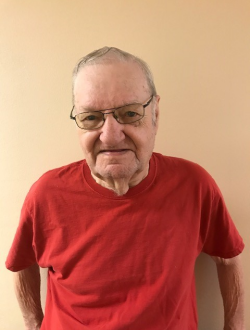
[{"x1": 70, "y1": 95, "x2": 154, "y2": 130}]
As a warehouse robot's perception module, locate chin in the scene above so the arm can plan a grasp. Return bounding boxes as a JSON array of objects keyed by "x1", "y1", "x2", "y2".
[{"x1": 97, "y1": 163, "x2": 139, "y2": 180}]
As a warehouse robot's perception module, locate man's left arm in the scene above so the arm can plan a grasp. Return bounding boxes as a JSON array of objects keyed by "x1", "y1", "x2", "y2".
[{"x1": 211, "y1": 254, "x2": 245, "y2": 330}]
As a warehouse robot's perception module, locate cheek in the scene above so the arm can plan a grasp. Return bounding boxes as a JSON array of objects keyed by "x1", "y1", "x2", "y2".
[
  {"x1": 78, "y1": 131, "x2": 99, "y2": 157},
  {"x1": 140, "y1": 129, "x2": 157, "y2": 156},
  {"x1": 133, "y1": 134, "x2": 152, "y2": 156}
]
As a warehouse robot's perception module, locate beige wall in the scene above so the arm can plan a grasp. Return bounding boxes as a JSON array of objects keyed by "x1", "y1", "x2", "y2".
[{"x1": 0, "y1": 1, "x2": 249, "y2": 329}]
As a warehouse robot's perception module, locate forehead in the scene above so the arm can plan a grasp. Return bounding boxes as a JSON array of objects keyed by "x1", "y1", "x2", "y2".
[{"x1": 73, "y1": 61, "x2": 150, "y2": 109}]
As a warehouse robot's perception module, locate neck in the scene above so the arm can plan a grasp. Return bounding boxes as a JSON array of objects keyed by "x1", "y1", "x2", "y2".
[
  {"x1": 91, "y1": 166, "x2": 149, "y2": 196},
  {"x1": 95, "y1": 177, "x2": 130, "y2": 196}
]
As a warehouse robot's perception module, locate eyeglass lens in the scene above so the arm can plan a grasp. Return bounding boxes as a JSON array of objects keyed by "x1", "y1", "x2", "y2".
[{"x1": 75, "y1": 103, "x2": 144, "y2": 130}]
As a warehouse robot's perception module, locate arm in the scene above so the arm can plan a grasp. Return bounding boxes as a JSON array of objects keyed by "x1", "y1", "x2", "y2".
[
  {"x1": 13, "y1": 263, "x2": 44, "y2": 330},
  {"x1": 211, "y1": 254, "x2": 245, "y2": 330}
]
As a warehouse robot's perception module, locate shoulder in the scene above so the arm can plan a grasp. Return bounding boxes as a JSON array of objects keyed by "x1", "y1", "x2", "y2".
[
  {"x1": 39, "y1": 159, "x2": 84, "y2": 180},
  {"x1": 153, "y1": 152, "x2": 213, "y2": 178},
  {"x1": 25, "y1": 160, "x2": 85, "y2": 204},
  {"x1": 152, "y1": 152, "x2": 219, "y2": 194}
]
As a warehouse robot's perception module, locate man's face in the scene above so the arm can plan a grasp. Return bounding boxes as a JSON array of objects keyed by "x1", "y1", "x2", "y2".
[{"x1": 73, "y1": 60, "x2": 160, "y2": 186}]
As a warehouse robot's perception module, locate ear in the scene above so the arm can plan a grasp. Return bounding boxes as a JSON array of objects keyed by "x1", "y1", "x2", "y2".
[{"x1": 154, "y1": 95, "x2": 160, "y2": 132}]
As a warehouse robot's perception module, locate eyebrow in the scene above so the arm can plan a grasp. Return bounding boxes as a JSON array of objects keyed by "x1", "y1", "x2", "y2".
[{"x1": 77, "y1": 100, "x2": 140, "y2": 113}]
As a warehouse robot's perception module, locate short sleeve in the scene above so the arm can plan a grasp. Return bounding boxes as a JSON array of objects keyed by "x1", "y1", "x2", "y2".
[
  {"x1": 201, "y1": 181, "x2": 244, "y2": 258},
  {"x1": 5, "y1": 200, "x2": 37, "y2": 272}
]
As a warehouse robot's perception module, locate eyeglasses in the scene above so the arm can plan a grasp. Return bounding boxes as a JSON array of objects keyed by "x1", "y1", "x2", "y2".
[{"x1": 70, "y1": 95, "x2": 154, "y2": 130}]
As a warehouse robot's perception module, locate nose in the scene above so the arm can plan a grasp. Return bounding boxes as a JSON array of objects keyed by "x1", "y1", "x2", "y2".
[{"x1": 99, "y1": 113, "x2": 125, "y2": 145}]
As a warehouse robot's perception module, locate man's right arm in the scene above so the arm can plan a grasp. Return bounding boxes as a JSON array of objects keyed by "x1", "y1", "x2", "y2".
[{"x1": 13, "y1": 263, "x2": 44, "y2": 330}]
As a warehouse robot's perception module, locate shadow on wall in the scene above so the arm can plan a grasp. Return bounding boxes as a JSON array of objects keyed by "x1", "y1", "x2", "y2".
[
  {"x1": 195, "y1": 253, "x2": 223, "y2": 330},
  {"x1": 40, "y1": 253, "x2": 223, "y2": 329}
]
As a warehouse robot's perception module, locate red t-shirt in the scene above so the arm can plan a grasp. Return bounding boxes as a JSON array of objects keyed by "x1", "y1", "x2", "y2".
[{"x1": 6, "y1": 153, "x2": 244, "y2": 330}]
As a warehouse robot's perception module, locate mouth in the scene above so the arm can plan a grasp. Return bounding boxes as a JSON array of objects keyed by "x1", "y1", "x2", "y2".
[{"x1": 99, "y1": 149, "x2": 131, "y2": 155}]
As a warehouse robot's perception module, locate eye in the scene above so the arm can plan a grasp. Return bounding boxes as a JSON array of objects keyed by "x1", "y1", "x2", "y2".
[
  {"x1": 75, "y1": 110, "x2": 104, "y2": 129},
  {"x1": 84, "y1": 115, "x2": 98, "y2": 121},
  {"x1": 116, "y1": 104, "x2": 143, "y2": 123},
  {"x1": 124, "y1": 111, "x2": 139, "y2": 118},
  {"x1": 78, "y1": 112, "x2": 102, "y2": 122}
]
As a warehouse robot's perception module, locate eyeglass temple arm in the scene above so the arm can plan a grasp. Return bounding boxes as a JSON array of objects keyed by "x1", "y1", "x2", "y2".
[
  {"x1": 70, "y1": 107, "x2": 75, "y2": 119},
  {"x1": 143, "y1": 96, "x2": 154, "y2": 108}
]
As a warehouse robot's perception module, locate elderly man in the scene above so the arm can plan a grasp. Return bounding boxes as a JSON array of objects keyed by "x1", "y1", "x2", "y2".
[{"x1": 6, "y1": 47, "x2": 245, "y2": 330}]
